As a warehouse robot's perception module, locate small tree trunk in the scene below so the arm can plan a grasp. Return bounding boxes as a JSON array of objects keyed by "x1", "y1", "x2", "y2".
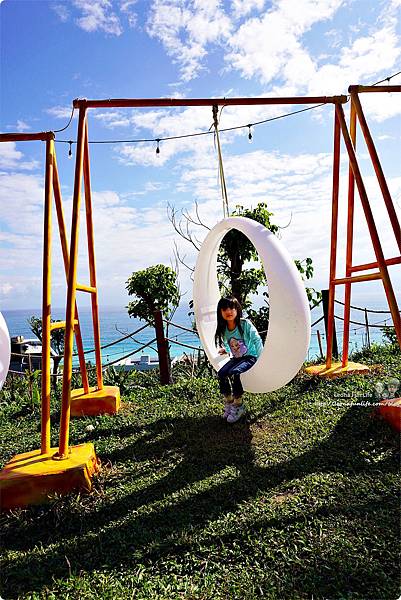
[
  {"x1": 322, "y1": 289, "x2": 338, "y2": 359},
  {"x1": 364, "y1": 309, "x2": 371, "y2": 349},
  {"x1": 52, "y1": 356, "x2": 61, "y2": 393},
  {"x1": 230, "y1": 251, "x2": 243, "y2": 303},
  {"x1": 317, "y1": 330, "x2": 324, "y2": 360},
  {"x1": 154, "y1": 310, "x2": 172, "y2": 385}
]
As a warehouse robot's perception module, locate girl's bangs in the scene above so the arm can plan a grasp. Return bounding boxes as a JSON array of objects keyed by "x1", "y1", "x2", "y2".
[{"x1": 220, "y1": 298, "x2": 236, "y2": 310}]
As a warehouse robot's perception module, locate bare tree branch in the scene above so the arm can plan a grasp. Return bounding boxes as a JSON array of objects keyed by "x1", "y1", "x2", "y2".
[
  {"x1": 167, "y1": 203, "x2": 197, "y2": 247},
  {"x1": 168, "y1": 201, "x2": 215, "y2": 281},
  {"x1": 167, "y1": 201, "x2": 209, "y2": 252},
  {"x1": 181, "y1": 201, "x2": 211, "y2": 231},
  {"x1": 193, "y1": 233, "x2": 204, "y2": 247},
  {"x1": 278, "y1": 211, "x2": 293, "y2": 229},
  {"x1": 195, "y1": 200, "x2": 211, "y2": 230},
  {"x1": 173, "y1": 241, "x2": 195, "y2": 280}
]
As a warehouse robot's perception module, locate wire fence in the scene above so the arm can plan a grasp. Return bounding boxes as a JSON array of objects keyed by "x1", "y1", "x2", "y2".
[{"x1": 7, "y1": 296, "x2": 399, "y2": 380}]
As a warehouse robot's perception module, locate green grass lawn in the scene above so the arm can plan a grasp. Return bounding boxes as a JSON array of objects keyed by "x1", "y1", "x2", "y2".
[{"x1": 1, "y1": 343, "x2": 400, "y2": 599}]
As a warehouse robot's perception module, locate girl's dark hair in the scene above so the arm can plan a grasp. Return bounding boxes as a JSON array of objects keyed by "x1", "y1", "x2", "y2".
[{"x1": 215, "y1": 296, "x2": 244, "y2": 347}]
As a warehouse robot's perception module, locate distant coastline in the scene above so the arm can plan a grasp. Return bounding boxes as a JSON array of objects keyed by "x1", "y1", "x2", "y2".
[{"x1": 1, "y1": 302, "x2": 390, "y2": 364}]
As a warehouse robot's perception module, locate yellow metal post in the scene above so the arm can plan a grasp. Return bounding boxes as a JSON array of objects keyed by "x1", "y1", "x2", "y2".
[
  {"x1": 335, "y1": 103, "x2": 401, "y2": 349},
  {"x1": 342, "y1": 98, "x2": 357, "y2": 368},
  {"x1": 326, "y1": 108, "x2": 341, "y2": 369},
  {"x1": 58, "y1": 105, "x2": 87, "y2": 458},
  {"x1": 41, "y1": 135, "x2": 54, "y2": 454},
  {"x1": 351, "y1": 91, "x2": 401, "y2": 252},
  {"x1": 62, "y1": 111, "x2": 120, "y2": 419},
  {"x1": 52, "y1": 152, "x2": 90, "y2": 393},
  {"x1": 83, "y1": 121, "x2": 103, "y2": 390}
]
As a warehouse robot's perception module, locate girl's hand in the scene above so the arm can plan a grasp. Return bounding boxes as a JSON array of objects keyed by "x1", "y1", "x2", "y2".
[{"x1": 218, "y1": 347, "x2": 227, "y2": 355}]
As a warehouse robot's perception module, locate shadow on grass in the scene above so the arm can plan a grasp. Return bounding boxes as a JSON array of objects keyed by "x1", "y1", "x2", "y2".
[{"x1": 1, "y1": 405, "x2": 399, "y2": 598}]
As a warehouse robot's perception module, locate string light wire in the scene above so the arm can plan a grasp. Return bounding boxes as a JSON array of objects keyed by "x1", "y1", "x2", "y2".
[
  {"x1": 53, "y1": 69, "x2": 401, "y2": 151},
  {"x1": 56, "y1": 102, "x2": 327, "y2": 149}
]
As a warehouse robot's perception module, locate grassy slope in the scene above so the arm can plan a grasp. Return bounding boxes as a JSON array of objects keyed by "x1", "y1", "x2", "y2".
[{"x1": 0, "y1": 343, "x2": 400, "y2": 600}]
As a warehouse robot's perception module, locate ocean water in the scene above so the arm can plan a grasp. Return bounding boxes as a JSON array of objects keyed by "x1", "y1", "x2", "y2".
[
  {"x1": 2, "y1": 302, "x2": 390, "y2": 368},
  {"x1": 3, "y1": 305, "x2": 197, "y2": 366}
]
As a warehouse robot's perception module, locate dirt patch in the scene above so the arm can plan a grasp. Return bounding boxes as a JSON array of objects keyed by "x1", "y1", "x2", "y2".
[
  {"x1": 250, "y1": 419, "x2": 286, "y2": 443},
  {"x1": 271, "y1": 490, "x2": 297, "y2": 504}
]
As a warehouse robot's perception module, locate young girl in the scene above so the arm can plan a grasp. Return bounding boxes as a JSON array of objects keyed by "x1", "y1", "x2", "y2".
[{"x1": 215, "y1": 296, "x2": 263, "y2": 423}]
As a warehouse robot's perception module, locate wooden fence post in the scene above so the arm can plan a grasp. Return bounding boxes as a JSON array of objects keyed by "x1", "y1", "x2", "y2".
[
  {"x1": 322, "y1": 289, "x2": 339, "y2": 359},
  {"x1": 364, "y1": 308, "x2": 371, "y2": 349},
  {"x1": 316, "y1": 330, "x2": 324, "y2": 360},
  {"x1": 154, "y1": 310, "x2": 171, "y2": 385}
]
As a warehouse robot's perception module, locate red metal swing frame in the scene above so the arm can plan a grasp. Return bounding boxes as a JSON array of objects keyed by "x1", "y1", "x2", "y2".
[
  {"x1": 326, "y1": 85, "x2": 401, "y2": 370},
  {"x1": 1, "y1": 88, "x2": 400, "y2": 460}
]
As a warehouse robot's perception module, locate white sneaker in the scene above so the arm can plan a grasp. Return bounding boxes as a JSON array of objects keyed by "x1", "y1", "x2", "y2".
[{"x1": 227, "y1": 404, "x2": 246, "y2": 423}]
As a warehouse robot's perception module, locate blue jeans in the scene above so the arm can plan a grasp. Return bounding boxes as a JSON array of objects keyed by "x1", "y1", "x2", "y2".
[{"x1": 217, "y1": 355, "x2": 257, "y2": 399}]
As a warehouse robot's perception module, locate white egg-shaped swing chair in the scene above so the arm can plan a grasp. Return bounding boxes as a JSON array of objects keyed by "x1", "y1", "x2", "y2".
[
  {"x1": 0, "y1": 311, "x2": 11, "y2": 391},
  {"x1": 193, "y1": 217, "x2": 311, "y2": 393}
]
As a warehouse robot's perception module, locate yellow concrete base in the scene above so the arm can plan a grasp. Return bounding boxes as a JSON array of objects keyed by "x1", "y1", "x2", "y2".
[
  {"x1": 70, "y1": 385, "x2": 120, "y2": 416},
  {"x1": 304, "y1": 361, "x2": 370, "y2": 379},
  {"x1": 0, "y1": 443, "x2": 99, "y2": 510}
]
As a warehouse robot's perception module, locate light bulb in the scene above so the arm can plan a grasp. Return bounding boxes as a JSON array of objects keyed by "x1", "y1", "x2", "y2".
[{"x1": 248, "y1": 125, "x2": 253, "y2": 143}]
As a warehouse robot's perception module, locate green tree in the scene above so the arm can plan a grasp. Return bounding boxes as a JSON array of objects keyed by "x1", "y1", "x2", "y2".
[
  {"x1": 170, "y1": 201, "x2": 321, "y2": 342},
  {"x1": 217, "y1": 203, "x2": 278, "y2": 307},
  {"x1": 126, "y1": 264, "x2": 180, "y2": 326},
  {"x1": 28, "y1": 316, "x2": 65, "y2": 355},
  {"x1": 381, "y1": 325, "x2": 398, "y2": 347},
  {"x1": 27, "y1": 315, "x2": 64, "y2": 381},
  {"x1": 126, "y1": 264, "x2": 181, "y2": 383}
]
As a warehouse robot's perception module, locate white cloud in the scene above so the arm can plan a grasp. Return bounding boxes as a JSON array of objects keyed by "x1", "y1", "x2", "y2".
[
  {"x1": 120, "y1": 0, "x2": 137, "y2": 9},
  {"x1": 1, "y1": 138, "x2": 399, "y2": 309},
  {"x1": 52, "y1": 3, "x2": 70, "y2": 22},
  {"x1": 357, "y1": 85, "x2": 401, "y2": 123},
  {"x1": 171, "y1": 148, "x2": 401, "y2": 303},
  {"x1": 72, "y1": 192, "x2": 183, "y2": 306},
  {"x1": 0, "y1": 283, "x2": 13, "y2": 297},
  {"x1": 226, "y1": 0, "x2": 345, "y2": 84},
  {"x1": 377, "y1": 134, "x2": 395, "y2": 141},
  {"x1": 225, "y1": 0, "x2": 401, "y2": 123},
  {"x1": 0, "y1": 143, "x2": 23, "y2": 169},
  {"x1": 324, "y1": 28, "x2": 343, "y2": 49},
  {"x1": 338, "y1": 27, "x2": 400, "y2": 85},
  {"x1": 51, "y1": 0, "x2": 137, "y2": 33},
  {"x1": 93, "y1": 110, "x2": 132, "y2": 128},
  {"x1": 177, "y1": 148, "x2": 336, "y2": 212},
  {"x1": 0, "y1": 168, "x2": 180, "y2": 308},
  {"x1": 0, "y1": 143, "x2": 39, "y2": 171},
  {"x1": 146, "y1": 0, "x2": 232, "y2": 81},
  {"x1": 0, "y1": 172, "x2": 44, "y2": 236},
  {"x1": 45, "y1": 105, "x2": 75, "y2": 120},
  {"x1": 232, "y1": 0, "x2": 265, "y2": 18},
  {"x1": 340, "y1": 28, "x2": 398, "y2": 75},
  {"x1": 120, "y1": 0, "x2": 137, "y2": 28},
  {"x1": 15, "y1": 120, "x2": 31, "y2": 133},
  {"x1": 107, "y1": 101, "x2": 301, "y2": 167},
  {"x1": 113, "y1": 105, "x2": 220, "y2": 166},
  {"x1": 73, "y1": 0, "x2": 123, "y2": 35},
  {"x1": 303, "y1": 22, "x2": 401, "y2": 120}
]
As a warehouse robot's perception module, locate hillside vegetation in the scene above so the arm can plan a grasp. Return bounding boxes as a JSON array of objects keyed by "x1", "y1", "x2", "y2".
[{"x1": 0, "y1": 342, "x2": 400, "y2": 599}]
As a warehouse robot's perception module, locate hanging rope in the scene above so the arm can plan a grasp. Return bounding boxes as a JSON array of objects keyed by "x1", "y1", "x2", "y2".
[{"x1": 212, "y1": 104, "x2": 229, "y2": 218}]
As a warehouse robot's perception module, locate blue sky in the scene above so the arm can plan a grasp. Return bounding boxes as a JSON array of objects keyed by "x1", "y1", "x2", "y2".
[{"x1": 0, "y1": 0, "x2": 400, "y2": 313}]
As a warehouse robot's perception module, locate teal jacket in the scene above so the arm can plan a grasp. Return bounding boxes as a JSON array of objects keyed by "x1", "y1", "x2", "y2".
[{"x1": 222, "y1": 318, "x2": 263, "y2": 359}]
